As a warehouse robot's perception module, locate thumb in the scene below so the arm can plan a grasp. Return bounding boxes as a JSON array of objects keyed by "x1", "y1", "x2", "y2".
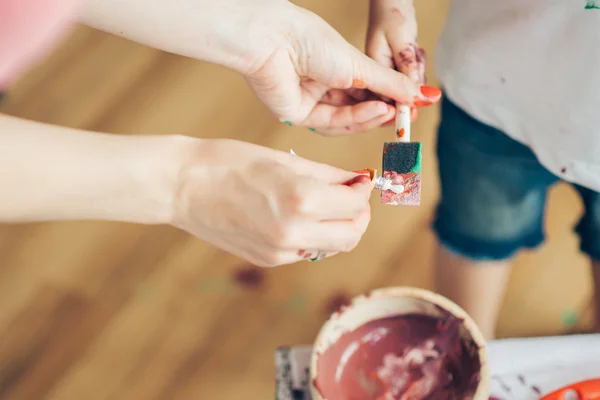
[{"x1": 348, "y1": 46, "x2": 439, "y2": 107}]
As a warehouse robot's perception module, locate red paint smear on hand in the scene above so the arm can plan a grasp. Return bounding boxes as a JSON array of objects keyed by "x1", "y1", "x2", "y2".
[
  {"x1": 233, "y1": 265, "x2": 266, "y2": 289},
  {"x1": 352, "y1": 78, "x2": 367, "y2": 89}
]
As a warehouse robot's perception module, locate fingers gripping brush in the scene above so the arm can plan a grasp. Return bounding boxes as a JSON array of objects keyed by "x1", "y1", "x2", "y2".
[{"x1": 381, "y1": 104, "x2": 422, "y2": 206}]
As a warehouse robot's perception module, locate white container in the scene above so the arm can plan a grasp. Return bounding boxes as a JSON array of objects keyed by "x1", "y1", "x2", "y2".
[{"x1": 310, "y1": 286, "x2": 489, "y2": 400}]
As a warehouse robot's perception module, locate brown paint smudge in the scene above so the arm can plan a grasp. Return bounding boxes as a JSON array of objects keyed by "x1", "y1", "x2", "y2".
[
  {"x1": 233, "y1": 265, "x2": 266, "y2": 289},
  {"x1": 325, "y1": 292, "x2": 351, "y2": 315}
]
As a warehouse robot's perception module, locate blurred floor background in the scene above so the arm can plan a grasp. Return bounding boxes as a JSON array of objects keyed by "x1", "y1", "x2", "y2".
[{"x1": 0, "y1": 0, "x2": 594, "y2": 398}]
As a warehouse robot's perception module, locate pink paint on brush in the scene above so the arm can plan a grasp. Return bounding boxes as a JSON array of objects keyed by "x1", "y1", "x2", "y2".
[
  {"x1": 381, "y1": 170, "x2": 421, "y2": 206},
  {"x1": 0, "y1": 0, "x2": 80, "y2": 88}
]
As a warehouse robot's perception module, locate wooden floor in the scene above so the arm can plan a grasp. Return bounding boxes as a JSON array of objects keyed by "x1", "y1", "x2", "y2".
[{"x1": 0, "y1": 0, "x2": 594, "y2": 398}]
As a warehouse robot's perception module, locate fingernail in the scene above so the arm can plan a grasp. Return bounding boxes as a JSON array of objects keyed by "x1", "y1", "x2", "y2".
[{"x1": 420, "y1": 85, "x2": 442, "y2": 99}]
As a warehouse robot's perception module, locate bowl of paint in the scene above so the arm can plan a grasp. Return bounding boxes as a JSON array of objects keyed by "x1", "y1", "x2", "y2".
[{"x1": 310, "y1": 287, "x2": 489, "y2": 400}]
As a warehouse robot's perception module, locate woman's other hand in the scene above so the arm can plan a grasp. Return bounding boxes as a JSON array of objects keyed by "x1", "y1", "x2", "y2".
[
  {"x1": 173, "y1": 139, "x2": 374, "y2": 267},
  {"x1": 81, "y1": 0, "x2": 440, "y2": 135},
  {"x1": 243, "y1": 2, "x2": 439, "y2": 135}
]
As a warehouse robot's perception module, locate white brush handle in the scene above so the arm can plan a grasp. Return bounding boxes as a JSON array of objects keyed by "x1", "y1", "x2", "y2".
[{"x1": 395, "y1": 104, "x2": 411, "y2": 143}]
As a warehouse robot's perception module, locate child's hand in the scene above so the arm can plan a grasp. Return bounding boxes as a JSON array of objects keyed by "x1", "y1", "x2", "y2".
[{"x1": 367, "y1": 0, "x2": 425, "y2": 119}]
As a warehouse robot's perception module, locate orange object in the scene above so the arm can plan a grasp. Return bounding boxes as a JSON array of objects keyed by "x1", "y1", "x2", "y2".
[
  {"x1": 541, "y1": 378, "x2": 600, "y2": 400},
  {"x1": 350, "y1": 169, "x2": 377, "y2": 189}
]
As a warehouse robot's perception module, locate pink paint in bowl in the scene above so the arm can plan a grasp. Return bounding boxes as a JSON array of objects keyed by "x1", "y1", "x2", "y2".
[{"x1": 310, "y1": 287, "x2": 490, "y2": 400}]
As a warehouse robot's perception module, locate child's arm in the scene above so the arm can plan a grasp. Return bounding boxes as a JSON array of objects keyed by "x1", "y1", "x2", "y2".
[
  {"x1": 367, "y1": 0, "x2": 425, "y2": 120},
  {"x1": 0, "y1": 113, "x2": 185, "y2": 224}
]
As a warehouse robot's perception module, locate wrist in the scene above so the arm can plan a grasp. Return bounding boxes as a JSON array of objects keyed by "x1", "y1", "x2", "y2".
[
  {"x1": 122, "y1": 134, "x2": 197, "y2": 226},
  {"x1": 0, "y1": 113, "x2": 197, "y2": 225}
]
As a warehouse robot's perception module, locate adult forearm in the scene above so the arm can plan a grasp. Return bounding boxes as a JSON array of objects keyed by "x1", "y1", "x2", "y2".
[
  {"x1": 80, "y1": 0, "x2": 291, "y2": 75},
  {"x1": 0, "y1": 114, "x2": 188, "y2": 224}
]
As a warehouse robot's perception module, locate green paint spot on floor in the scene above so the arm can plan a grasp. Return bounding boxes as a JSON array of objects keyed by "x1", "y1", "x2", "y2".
[
  {"x1": 308, "y1": 128, "x2": 316, "y2": 132},
  {"x1": 287, "y1": 292, "x2": 307, "y2": 311},
  {"x1": 561, "y1": 309, "x2": 579, "y2": 327},
  {"x1": 198, "y1": 278, "x2": 236, "y2": 293},
  {"x1": 283, "y1": 120, "x2": 293, "y2": 126},
  {"x1": 137, "y1": 283, "x2": 155, "y2": 298}
]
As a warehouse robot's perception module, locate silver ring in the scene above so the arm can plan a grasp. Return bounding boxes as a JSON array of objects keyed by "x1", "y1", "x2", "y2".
[{"x1": 308, "y1": 250, "x2": 326, "y2": 262}]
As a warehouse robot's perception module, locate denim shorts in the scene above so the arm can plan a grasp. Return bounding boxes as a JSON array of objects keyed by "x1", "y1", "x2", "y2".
[{"x1": 432, "y1": 95, "x2": 600, "y2": 261}]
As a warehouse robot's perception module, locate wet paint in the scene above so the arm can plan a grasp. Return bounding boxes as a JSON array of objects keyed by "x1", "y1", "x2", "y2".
[
  {"x1": 314, "y1": 313, "x2": 481, "y2": 400},
  {"x1": 398, "y1": 46, "x2": 416, "y2": 66},
  {"x1": 232, "y1": 265, "x2": 266, "y2": 290},
  {"x1": 297, "y1": 249, "x2": 316, "y2": 260},
  {"x1": 381, "y1": 171, "x2": 421, "y2": 206},
  {"x1": 586, "y1": 0, "x2": 600, "y2": 9},
  {"x1": 352, "y1": 78, "x2": 367, "y2": 89},
  {"x1": 561, "y1": 309, "x2": 579, "y2": 328},
  {"x1": 324, "y1": 293, "x2": 352, "y2": 316},
  {"x1": 287, "y1": 291, "x2": 307, "y2": 311},
  {"x1": 396, "y1": 44, "x2": 426, "y2": 84},
  {"x1": 381, "y1": 142, "x2": 422, "y2": 206},
  {"x1": 517, "y1": 373, "x2": 546, "y2": 397}
]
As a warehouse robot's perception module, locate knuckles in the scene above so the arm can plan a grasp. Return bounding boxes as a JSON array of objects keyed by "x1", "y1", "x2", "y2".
[{"x1": 264, "y1": 221, "x2": 299, "y2": 249}]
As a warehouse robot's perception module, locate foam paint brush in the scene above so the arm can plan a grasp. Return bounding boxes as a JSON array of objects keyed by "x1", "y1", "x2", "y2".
[{"x1": 380, "y1": 104, "x2": 422, "y2": 206}]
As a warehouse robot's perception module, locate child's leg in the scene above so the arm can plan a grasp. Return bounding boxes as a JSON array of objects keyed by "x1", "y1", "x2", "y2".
[
  {"x1": 434, "y1": 246, "x2": 512, "y2": 339},
  {"x1": 592, "y1": 266, "x2": 600, "y2": 332},
  {"x1": 573, "y1": 186, "x2": 600, "y2": 332},
  {"x1": 432, "y1": 96, "x2": 559, "y2": 339}
]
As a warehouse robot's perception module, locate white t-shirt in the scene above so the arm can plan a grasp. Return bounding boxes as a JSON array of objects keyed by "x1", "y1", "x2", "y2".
[{"x1": 436, "y1": 0, "x2": 600, "y2": 191}]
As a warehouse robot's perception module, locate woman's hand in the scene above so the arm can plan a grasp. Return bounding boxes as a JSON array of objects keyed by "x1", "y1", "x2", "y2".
[
  {"x1": 0, "y1": 116, "x2": 372, "y2": 267},
  {"x1": 366, "y1": 0, "x2": 426, "y2": 119},
  {"x1": 81, "y1": 0, "x2": 441, "y2": 135},
  {"x1": 243, "y1": 2, "x2": 439, "y2": 135},
  {"x1": 173, "y1": 139, "x2": 374, "y2": 267}
]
